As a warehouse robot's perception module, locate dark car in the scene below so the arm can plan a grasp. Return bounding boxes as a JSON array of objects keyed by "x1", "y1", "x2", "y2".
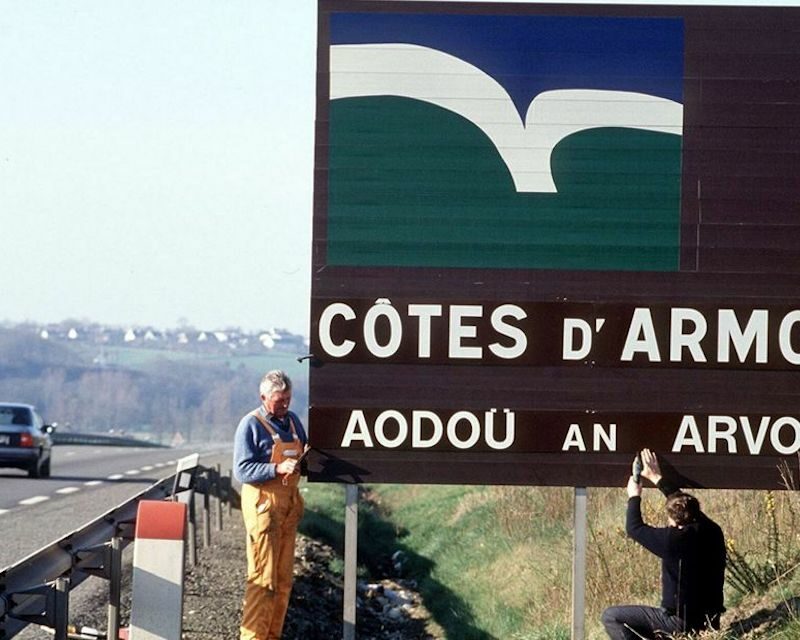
[{"x1": 0, "y1": 403, "x2": 54, "y2": 478}]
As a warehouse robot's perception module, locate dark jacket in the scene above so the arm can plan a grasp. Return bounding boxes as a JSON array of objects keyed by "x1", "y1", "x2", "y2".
[{"x1": 626, "y1": 480, "x2": 726, "y2": 628}]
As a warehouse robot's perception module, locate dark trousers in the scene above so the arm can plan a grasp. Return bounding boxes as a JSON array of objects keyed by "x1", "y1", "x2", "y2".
[{"x1": 601, "y1": 605, "x2": 691, "y2": 639}]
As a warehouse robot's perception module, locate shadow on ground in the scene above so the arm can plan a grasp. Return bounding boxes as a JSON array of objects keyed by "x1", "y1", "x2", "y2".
[{"x1": 725, "y1": 596, "x2": 800, "y2": 637}]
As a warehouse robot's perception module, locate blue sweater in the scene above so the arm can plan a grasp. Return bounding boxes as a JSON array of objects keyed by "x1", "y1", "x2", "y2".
[{"x1": 233, "y1": 407, "x2": 308, "y2": 485}]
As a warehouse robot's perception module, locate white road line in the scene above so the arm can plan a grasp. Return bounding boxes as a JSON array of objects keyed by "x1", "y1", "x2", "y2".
[
  {"x1": 125, "y1": 469, "x2": 140, "y2": 475},
  {"x1": 154, "y1": 463, "x2": 166, "y2": 468},
  {"x1": 56, "y1": 487, "x2": 80, "y2": 495},
  {"x1": 141, "y1": 465, "x2": 154, "y2": 471},
  {"x1": 65, "y1": 451, "x2": 76, "y2": 456},
  {"x1": 0, "y1": 509, "x2": 9, "y2": 515},
  {"x1": 108, "y1": 474, "x2": 124, "y2": 480},
  {"x1": 19, "y1": 496, "x2": 50, "y2": 506},
  {"x1": 84, "y1": 480, "x2": 103, "y2": 486}
]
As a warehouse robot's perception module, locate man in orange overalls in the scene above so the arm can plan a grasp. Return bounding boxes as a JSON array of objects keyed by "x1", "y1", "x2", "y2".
[{"x1": 233, "y1": 370, "x2": 308, "y2": 640}]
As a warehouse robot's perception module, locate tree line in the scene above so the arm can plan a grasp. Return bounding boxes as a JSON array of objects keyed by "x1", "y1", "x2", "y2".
[{"x1": 0, "y1": 327, "x2": 308, "y2": 444}]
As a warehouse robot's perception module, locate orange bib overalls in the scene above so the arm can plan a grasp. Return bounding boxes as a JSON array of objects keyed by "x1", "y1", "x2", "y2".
[{"x1": 240, "y1": 411, "x2": 305, "y2": 640}]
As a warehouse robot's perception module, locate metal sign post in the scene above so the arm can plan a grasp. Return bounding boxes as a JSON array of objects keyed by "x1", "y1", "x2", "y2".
[
  {"x1": 343, "y1": 484, "x2": 358, "y2": 640},
  {"x1": 572, "y1": 487, "x2": 587, "y2": 640}
]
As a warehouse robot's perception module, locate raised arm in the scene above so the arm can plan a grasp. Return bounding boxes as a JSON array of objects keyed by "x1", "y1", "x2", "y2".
[{"x1": 641, "y1": 448, "x2": 681, "y2": 496}]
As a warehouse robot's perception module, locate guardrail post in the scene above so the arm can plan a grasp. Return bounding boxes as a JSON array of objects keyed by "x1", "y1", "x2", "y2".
[
  {"x1": 187, "y1": 491, "x2": 198, "y2": 568},
  {"x1": 215, "y1": 464, "x2": 223, "y2": 531},
  {"x1": 108, "y1": 535, "x2": 123, "y2": 640},
  {"x1": 74, "y1": 520, "x2": 135, "y2": 640},
  {"x1": 54, "y1": 576, "x2": 69, "y2": 640},
  {"x1": 202, "y1": 472, "x2": 211, "y2": 548},
  {"x1": 226, "y1": 469, "x2": 234, "y2": 516}
]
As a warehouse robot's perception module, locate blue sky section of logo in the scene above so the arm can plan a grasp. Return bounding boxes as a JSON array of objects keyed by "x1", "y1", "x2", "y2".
[
  {"x1": 331, "y1": 13, "x2": 684, "y2": 116},
  {"x1": 327, "y1": 12, "x2": 686, "y2": 272}
]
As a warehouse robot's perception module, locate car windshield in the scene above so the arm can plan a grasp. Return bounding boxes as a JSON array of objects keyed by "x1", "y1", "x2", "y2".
[{"x1": 0, "y1": 406, "x2": 32, "y2": 426}]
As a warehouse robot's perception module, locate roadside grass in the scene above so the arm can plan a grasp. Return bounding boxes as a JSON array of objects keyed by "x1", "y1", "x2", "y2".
[{"x1": 299, "y1": 481, "x2": 800, "y2": 639}]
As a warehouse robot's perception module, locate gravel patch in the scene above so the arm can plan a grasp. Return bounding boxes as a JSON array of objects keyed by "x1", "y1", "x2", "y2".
[{"x1": 182, "y1": 513, "x2": 438, "y2": 639}]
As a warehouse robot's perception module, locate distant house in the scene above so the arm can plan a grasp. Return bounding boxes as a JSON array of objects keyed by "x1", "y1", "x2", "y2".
[{"x1": 259, "y1": 334, "x2": 275, "y2": 349}]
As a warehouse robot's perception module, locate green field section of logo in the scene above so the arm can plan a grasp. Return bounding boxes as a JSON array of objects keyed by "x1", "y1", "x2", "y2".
[{"x1": 327, "y1": 96, "x2": 681, "y2": 271}]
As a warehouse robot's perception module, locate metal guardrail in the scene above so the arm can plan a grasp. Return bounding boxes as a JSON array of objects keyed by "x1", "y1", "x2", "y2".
[
  {"x1": 51, "y1": 432, "x2": 167, "y2": 448},
  {"x1": 0, "y1": 456, "x2": 239, "y2": 640}
]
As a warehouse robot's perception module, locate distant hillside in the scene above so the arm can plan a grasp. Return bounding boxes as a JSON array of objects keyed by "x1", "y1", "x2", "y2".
[{"x1": 0, "y1": 321, "x2": 310, "y2": 444}]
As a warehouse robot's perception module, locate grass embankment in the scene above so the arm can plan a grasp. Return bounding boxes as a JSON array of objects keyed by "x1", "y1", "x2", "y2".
[{"x1": 300, "y1": 481, "x2": 800, "y2": 639}]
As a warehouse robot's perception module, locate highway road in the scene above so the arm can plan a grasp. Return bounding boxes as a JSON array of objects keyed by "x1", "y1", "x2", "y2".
[{"x1": 0, "y1": 444, "x2": 232, "y2": 570}]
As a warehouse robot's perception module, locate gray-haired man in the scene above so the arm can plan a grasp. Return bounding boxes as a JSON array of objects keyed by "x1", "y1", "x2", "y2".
[{"x1": 233, "y1": 370, "x2": 308, "y2": 640}]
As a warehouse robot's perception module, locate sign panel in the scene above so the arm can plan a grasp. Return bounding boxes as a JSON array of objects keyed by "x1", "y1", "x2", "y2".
[{"x1": 309, "y1": 0, "x2": 800, "y2": 489}]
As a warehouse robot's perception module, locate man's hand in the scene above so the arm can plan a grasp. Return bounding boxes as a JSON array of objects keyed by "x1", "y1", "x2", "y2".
[
  {"x1": 627, "y1": 475, "x2": 642, "y2": 498},
  {"x1": 640, "y1": 448, "x2": 662, "y2": 485},
  {"x1": 276, "y1": 459, "x2": 298, "y2": 476}
]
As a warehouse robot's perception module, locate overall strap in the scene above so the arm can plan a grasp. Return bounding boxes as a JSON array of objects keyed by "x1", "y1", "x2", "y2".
[
  {"x1": 250, "y1": 410, "x2": 278, "y2": 437},
  {"x1": 285, "y1": 412, "x2": 299, "y2": 439}
]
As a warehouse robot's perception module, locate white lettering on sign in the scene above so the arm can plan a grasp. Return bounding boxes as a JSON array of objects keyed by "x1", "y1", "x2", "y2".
[
  {"x1": 319, "y1": 302, "x2": 356, "y2": 357},
  {"x1": 489, "y1": 305, "x2": 528, "y2": 359},
  {"x1": 374, "y1": 410, "x2": 407, "y2": 447},
  {"x1": 779, "y1": 311, "x2": 800, "y2": 365},
  {"x1": 412, "y1": 410, "x2": 443, "y2": 447},
  {"x1": 316, "y1": 301, "x2": 800, "y2": 367},
  {"x1": 340, "y1": 409, "x2": 516, "y2": 450},
  {"x1": 718, "y1": 309, "x2": 768, "y2": 363},
  {"x1": 670, "y1": 308, "x2": 708, "y2": 363},
  {"x1": 621, "y1": 308, "x2": 661, "y2": 362},
  {"x1": 449, "y1": 305, "x2": 483, "y2": 359},
  {"x1": 563, "y1": 317, "x2": 606, "y2": 360},
  {"x1": 486, "y1": 409, "x2": 516, "y2": 449},
  {"x1": 363, "y1": 300, "x2": 402, "y2": 358},
  {"x1": 317, "y1": 301, "x2": 527, "y2": 361},
  {"x1": 563, "y1": 319, "x2": 591, "y2": 361},
  {"x1": 620, "y1": 307, "x2": 800, "y2": 365},
  {"x1": 562, "y1": 423, "x2": 617, "y2": 451},
  {"x1": 672, "y1": 415, "x2": 800, "y2": 455},
  {"x1": 407, "y1": 304, "x2": 442, "y2": 358},
  {"x1": 341, "y1": 410, "x2": 373, "y2": 447}
]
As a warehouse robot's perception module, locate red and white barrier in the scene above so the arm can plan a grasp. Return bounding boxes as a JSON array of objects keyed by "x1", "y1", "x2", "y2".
[{"x1": 128, "y1": 500, "x2": 187, "y2": 640}]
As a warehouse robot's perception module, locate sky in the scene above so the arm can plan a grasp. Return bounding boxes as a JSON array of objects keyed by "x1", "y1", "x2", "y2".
[
  {"x1": 1, "y1": 2, "x2": 316, "y2": 335},
  {"x1": 1, "y1": 0, "x2": 797, "y2": 338}
]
